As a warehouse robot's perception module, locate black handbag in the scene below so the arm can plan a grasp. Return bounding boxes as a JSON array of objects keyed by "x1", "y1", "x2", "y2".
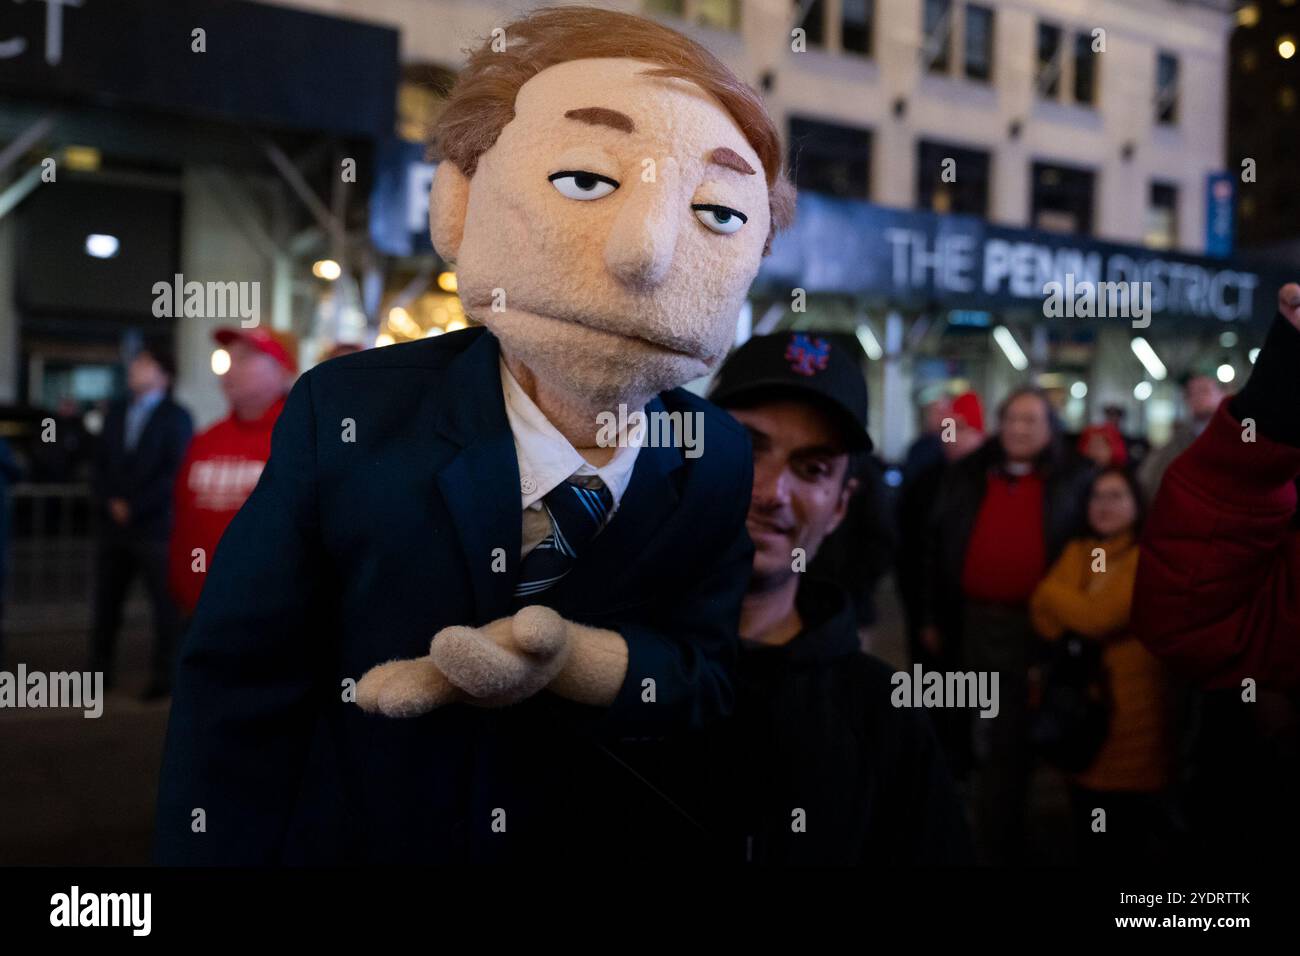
[{"x1": 1029, "y1": 633, "x2": 1112, "y2": 773}]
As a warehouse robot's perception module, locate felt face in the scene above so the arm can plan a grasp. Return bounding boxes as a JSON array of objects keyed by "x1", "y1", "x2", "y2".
[{"x1": 433, "y1": 58, "x2": 773, "y2": 407}]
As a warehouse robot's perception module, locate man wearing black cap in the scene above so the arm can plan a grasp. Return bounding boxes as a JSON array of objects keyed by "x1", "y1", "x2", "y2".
[
  {"x1": 90, "y1": 338, "x2": 193, "y2": 698},
  {"x1": 686, "y1": 330, "x2": 971, "y2": 864}
]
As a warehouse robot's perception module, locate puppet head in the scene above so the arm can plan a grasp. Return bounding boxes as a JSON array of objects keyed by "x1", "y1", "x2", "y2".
[{"x1": 429, "y1": 6, "x2": 795, "y2": 410}]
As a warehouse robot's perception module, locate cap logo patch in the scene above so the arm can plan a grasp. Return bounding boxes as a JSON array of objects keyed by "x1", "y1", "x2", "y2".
[{"x1": 785, "y1": 333, "x2": 830, "y2": 376}]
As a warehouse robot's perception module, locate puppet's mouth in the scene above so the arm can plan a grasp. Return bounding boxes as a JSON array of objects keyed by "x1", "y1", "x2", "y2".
[{"x1": 470, "y1": 301, "x2": 706, "y2": 361}]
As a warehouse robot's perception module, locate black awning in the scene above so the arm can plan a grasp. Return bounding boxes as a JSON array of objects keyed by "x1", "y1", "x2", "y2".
[{"x1": 0, "y1": 0, "x2": 398, "y2": 139}]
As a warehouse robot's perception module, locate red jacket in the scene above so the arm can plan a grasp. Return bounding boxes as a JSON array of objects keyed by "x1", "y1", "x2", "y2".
[
  {"x1": 168, "y1": 397, "x2": 285, "y2": 616},
  {"x1": 1134, "y1": 317, "x2": 1300, "y2": 690}
]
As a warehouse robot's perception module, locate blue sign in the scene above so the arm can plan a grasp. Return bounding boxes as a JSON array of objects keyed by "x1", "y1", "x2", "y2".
[
  {"x1": 1205, "y1": 172, "x2": 1235, "y2": 259},
  {"x1": 370, "y1": 138, "x2": 436, "y2": 257},
  {"x1": 757, "y1": 192, "x2": 1283, "y2": 323}
]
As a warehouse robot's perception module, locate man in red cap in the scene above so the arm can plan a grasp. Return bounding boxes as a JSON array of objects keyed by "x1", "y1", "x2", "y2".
[{"x1": 168, "y1": 328, "x2": 298, "y2": 636}]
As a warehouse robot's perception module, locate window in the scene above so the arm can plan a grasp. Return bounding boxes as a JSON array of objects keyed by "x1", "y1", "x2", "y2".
[
  {"x1": 1073, "y1": 32, "x2": 1096, "y2": 105},
  {"x1": 794, "y1": 0, "x2": 826, "y2": 47},
  {"x1": 788, "y1": 117, "x2": 872, "y2": 200},
  {"x1": 644, "y1": 0, "x2": 686, "y2": 17},
  {"x1": 645, "y1": 0, "x2": 740, "y2": 31},
  {"x1": 1031, "y1": 161, "x2": 1094, "y2": 235},
  {"x1": 918, "y1": 140, "x2": 990, "y2": 216},
  {"x1": 696, "y1": 0, "x2": 741, "y2": 32},
  {"x1": 964, "y1": 5, "x2": 994, "y2": 81},
  {"x1": 1146, "y1": 183, "x2": 1178, "y2": 249},
  {"x1": 923, "y1": 0, "x2": 952, "y2": 74},
  {"x1": 842, "y1": 0, "x2": 874, "y2": 56},
  {"x1": 1036, "y1": 23, "x2": 1062, "y2": 98},
  {"x1": 1156, "y1": 52, "x2": 1179, "y2": 124}
]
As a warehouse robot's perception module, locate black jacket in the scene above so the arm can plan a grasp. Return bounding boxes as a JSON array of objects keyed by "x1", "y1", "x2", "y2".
[
  {"x1": 155, "y1": 327, "x2": 754, "y2": 864},
  {"x1": 679, "y1": 578, "x2": 973, "y2": 865},
  {"x1": 923, "y1": 437, "x2": 1094, "y2": 639},
  {"x1": 94, "y1": 394, "x2": 193, "y2": 541}
]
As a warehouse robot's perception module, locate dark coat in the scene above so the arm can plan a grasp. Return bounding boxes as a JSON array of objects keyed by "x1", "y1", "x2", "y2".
[
  {"x1": 154, "y1": 326, "x2": 754, "y2": 864},
  {"x1": 922, "y1": 435, "x2": 1094, "y2": 642},
  {"x1": 679, "y1": 578, "x2": 974, "y2": 865},
  {"x1": 94, "y1": 394, "x2": 193, "y2": 541}
]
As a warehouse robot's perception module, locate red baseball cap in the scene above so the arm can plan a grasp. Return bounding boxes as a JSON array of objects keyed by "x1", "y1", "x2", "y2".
[
  {"x1": 213, "y1": 327, "x2": 299, "y2": 374},
  {"x1": 951, "y1": 391, "x2": 985, "y2": 433}
]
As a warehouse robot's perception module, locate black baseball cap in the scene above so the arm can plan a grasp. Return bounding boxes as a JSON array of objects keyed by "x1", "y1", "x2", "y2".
[{"x1": 709, "y1": 330, "x2": 872, "y2": 452}]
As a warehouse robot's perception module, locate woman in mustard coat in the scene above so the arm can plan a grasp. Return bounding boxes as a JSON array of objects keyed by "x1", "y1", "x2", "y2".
[{"x1": 1030, "y1": 466, "x2": 1174, "y2": 865}]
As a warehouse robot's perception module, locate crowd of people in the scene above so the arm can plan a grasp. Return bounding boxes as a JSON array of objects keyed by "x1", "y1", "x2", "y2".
[
  {"x1": 54, "y1": 327, "x2": 300, "y2": 698},
  {"x1": 1, "y1": 297, "x2": 1296, "y2": 867},
  {"x1": 825, "y1": 287, "x2": 1300, "y2": 866}
]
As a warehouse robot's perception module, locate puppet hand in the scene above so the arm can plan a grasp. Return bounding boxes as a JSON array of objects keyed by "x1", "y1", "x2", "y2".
[
  {"x1": 430, "y1": 605, "x2": 570, "y2": 707},
  {"x1": 356, "y1": 656, "x2": 461, "y2": 718}
]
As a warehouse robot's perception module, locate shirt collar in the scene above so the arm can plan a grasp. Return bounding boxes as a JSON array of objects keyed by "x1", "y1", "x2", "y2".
[
  {"x1": 131, "y1": 387, "x2": 166, "y2": 410},
  {"x1": 498, "y1": 356, "x2": 642, "y2": 512}
]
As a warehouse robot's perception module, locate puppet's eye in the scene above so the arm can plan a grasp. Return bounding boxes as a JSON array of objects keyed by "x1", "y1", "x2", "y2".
[
  {"x1": 692, "y1": 203, "x2": 748, "y2": 235},
  {"x1": 548, "y1": 170, "x2": 619, "y2": 201}
]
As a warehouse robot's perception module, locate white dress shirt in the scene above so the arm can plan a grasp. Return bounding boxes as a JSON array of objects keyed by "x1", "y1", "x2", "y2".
[{"x1": 499, "y1": 357, "x2": 643, "y2": 557}]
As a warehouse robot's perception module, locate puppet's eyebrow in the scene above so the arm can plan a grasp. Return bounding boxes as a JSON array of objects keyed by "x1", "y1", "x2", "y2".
[
  {"x1": 708, "y1": 147, "x2": 756, "y2": 176},
  {"x1": 563, "y1": 107, "x2": 636, "y2": 133}
]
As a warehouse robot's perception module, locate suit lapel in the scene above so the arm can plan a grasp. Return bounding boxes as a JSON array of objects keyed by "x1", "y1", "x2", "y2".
[{"x1": 432, "y1": 330, "x2": 521, "y2": 623}]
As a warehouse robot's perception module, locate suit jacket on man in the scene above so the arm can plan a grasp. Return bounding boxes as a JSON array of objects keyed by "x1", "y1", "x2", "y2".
[
  {"x1": 94, "y1": 394, "x2": 193, "y2": 541},
  {"x1": 155, "y1": 326, "x2": 754, "y2": 864}
]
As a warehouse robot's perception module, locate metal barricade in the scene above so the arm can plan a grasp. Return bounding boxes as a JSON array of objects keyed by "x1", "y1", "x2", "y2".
[{"x1": 3, "y1": 483, "x2": 123, "y2": 634}]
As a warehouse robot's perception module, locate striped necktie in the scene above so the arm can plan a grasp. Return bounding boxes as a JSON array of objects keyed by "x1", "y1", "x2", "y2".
[{"x1": 514, "y1": 476, "x2": 614, "y2": 601}]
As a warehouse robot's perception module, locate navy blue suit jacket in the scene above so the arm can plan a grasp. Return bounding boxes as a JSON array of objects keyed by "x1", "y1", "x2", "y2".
[
  {"x1": 94, "y1": 394, "x2": 193, "y2": 542},
  {"x1": 155, "y1": 327, "x2": 754, "y2": 863}
]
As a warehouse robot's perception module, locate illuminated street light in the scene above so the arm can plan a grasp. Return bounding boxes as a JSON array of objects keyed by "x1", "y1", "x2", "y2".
[
  {"x1": 1130, "y1": 337, "x2": 1168, "y2": 380},
  {"x1": 313, "y1": 259, "x2": 342, "y2": 281},
  {"x1": 85, "y1": 234, "x2": 119, "y2": 258},
  {"x1": 855, "y1": 322, "x2": 883, "y2": 360},
  {"x1": 992, "y1": 325, "x2": 1029, "y2": 371}
]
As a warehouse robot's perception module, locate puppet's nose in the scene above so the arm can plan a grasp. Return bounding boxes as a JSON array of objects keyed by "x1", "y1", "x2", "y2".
[{"x1": 604, "y1": 158, "x2": 682, "y2": 290}]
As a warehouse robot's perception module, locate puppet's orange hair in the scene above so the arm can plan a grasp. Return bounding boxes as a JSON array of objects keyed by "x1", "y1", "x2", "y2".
[{"x1": 433, "y1": 5, "x2": 796, "y2": 254}]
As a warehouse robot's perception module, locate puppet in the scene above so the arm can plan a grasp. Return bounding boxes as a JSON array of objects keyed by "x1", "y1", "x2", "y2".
[{"x1": 355, "y1": 6, "x2": 794, "y2": 718}]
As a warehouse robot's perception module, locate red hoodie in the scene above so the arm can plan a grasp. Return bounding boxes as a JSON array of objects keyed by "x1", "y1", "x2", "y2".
[
  {"x1": 1134, "y1": 315, "x2": 1300, "y2": 690},
  {"x1": 169, "y1": 397, "x2": 286, "y2": 616}
]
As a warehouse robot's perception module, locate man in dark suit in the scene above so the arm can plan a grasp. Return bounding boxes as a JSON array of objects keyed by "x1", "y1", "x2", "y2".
[
  {"x1": 90, "y1": 338, "x2": 193, "y2": 699},
  {"x1": 155, "y1": 7, "x2": 795, "y2": 864}
]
